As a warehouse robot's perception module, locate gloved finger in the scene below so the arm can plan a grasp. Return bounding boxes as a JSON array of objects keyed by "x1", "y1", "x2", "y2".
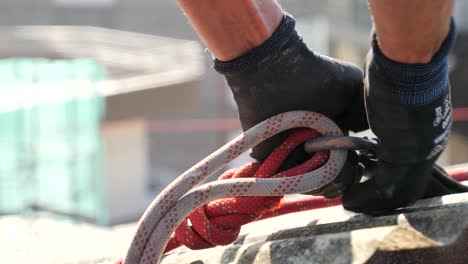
[
  {"x1": 340, "y1": 71, "x2": 369, "y2": 133},
  {"x1": 342, "y1": 159, "x2": 434, "y2": 215},
  {"x1": 308, "y1": 162, "x2": 364, "y2": 198},
  {"x1": 341, "y1": 178, "x2": 385, "y2": 215},
  {"x1": 304, "y1": 151, "x2": 363, "y2": 198}
]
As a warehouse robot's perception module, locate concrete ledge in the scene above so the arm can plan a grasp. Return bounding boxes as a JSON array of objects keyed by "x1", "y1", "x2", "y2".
[
  {"x1": 2, "y1": 192, "x2": 467, "y2": 264},
  {"x1": 162, "y1": 193, "x2": 468, "y2": 264}
]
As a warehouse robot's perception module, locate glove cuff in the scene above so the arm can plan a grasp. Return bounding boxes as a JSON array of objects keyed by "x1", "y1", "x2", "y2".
[
  {"x1": 213, "y1": 14, "x2": 297, "y2": 74},
  {"x1": 365, "y1": 19, "x2": 456, "y2": 163},
  {"x1": 370, "y1": 18, "x2": 456, "y2": 106}
]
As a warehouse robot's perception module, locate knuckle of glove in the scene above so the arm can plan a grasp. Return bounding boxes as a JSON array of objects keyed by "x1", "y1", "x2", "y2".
[{"x1": 304, "y1": 151, "x2": 363, "y2": 198}]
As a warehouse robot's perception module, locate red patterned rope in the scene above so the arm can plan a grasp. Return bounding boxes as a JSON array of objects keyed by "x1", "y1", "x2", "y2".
[{"x1": 170, "y1": 128, "x2": 327, "y2": 252}]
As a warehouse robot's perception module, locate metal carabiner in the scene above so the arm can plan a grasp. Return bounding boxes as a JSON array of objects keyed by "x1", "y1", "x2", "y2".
[
  {"x1": 304, "y1": 136, "x2": 378, "y2": 154},
  {"x1": 301, "y1": 136, "x2": 378, "y2": 198}
]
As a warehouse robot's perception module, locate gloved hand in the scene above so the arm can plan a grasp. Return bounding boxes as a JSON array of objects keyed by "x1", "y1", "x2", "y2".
[
  {"x1": 342, "y1": 25, "x2": 455, "y2": 214},
  {"x1": 214, "y1": 15, "x2": 368, "y2": 197}
]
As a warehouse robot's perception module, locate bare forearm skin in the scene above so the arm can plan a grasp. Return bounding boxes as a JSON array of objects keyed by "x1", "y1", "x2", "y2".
[
  {"x1": 176, "y1": 0, "x2": 283, "y2": 61},
  {"x1": 369, "y1": 0, "x2": 454, "y2": 63}
]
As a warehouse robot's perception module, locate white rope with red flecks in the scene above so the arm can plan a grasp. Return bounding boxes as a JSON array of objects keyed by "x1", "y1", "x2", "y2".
[{"x1": 121, "y1": 111, "x2": 347, "y2": 264}]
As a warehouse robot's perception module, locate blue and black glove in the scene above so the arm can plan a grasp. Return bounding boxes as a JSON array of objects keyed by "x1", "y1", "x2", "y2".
[{"x1": 342, "y1": 21, "x2": 457, "y2": 214}]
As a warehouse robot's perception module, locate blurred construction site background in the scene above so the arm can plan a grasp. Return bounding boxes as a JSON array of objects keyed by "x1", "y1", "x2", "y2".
[{"x1": 0, "y1": 0, "x2": 467, "y2": 226}]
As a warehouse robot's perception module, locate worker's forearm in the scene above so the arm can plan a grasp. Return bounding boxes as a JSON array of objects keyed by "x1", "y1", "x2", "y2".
[
  {"x1": 176, "y1": 0, "x2": 283, "y2": 61},
  {"x1": 369, "y1": 0, "x2": 453, "y2": 63}
]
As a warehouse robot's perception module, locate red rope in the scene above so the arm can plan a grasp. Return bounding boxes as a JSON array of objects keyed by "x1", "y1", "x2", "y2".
[{"x1": 168, "y1": 128, "x2": 329, "y2": 252}]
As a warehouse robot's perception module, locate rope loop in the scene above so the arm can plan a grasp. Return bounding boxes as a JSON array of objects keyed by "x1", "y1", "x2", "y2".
[{"x1": 171, "y1": 128, "x2": 328, "y2": 251}]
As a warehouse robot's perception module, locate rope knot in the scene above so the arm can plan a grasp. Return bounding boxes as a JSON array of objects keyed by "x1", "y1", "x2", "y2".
[{"x1": 170, "y1": 128, "x2": 329, "y2": 251}]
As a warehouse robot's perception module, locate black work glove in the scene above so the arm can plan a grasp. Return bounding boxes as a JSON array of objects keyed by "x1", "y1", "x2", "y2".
[
  {"x1": 342, "y1": 24, "x2": 456, "y2": 215},
  {"x1": 214, "y1": 15, "x2": 369, "y2": 196}
]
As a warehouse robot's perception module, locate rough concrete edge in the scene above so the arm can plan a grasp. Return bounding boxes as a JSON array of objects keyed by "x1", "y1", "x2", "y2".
[{"x1": 161, "y1": 193, "x2": 468, "y2": 264}]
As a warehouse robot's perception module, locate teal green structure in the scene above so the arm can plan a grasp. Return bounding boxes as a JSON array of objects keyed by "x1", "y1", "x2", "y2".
[{"x1": 0, "y1": 58, "x2": 107, "y2": 225}]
